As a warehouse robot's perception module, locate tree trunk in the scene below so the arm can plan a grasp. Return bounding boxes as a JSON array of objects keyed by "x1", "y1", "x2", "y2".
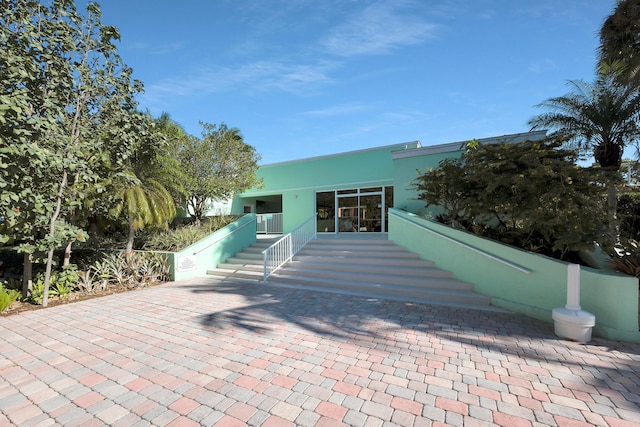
[
  {"x1": 22, "y1": 253, "x2": 32, "y2": 299},
  {"x1": 126, "y1": 212, "x2": 135, "y2": 253},
  {"x1": 42, "y1": 248, "x2": 55, "y2": 307},
  {"x1": 63, "y1": 241, "x2": 72, "y2": 267},
  {"x1": 608, "y1": 180, "x2": 619, "y2": 244},
  {"x1": 42, "y1": 170, "x2": 68, "y2": 307}
]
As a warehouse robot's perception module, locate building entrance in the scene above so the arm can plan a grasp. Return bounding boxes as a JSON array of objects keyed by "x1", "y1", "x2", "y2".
[{"x1": 316, "y1": 186, "x2": 393, "y2": 233}]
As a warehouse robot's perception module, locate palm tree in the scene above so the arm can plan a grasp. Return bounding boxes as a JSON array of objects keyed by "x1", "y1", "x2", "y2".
[
  {"x1": 113, "y1": 174, "x2": 177, "y2": 253},
  {"x1": 528, "y1": 73, "x2": 640, "y2": 242},
  {"x1": 599, "y1": 0, "x2": 640, "y2": 88},
  {"x1": 111, "y1": 115, "x2": 185, "y2": 253}
]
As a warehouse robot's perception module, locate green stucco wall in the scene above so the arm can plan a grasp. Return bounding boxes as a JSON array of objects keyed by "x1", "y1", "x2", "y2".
[
  {"x1": 236, "y1": 143, "x2": 419, "y2": 233},
  {"x1": 389, "y1": 209, "x2": 640, "y2": 343},
  {"x1": 167, "y1": 214, "x2": 257, "y2": 281}
]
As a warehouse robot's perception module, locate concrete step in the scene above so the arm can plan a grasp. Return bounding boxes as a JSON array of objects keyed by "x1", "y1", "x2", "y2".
[
  {"x1": 267, "y1": 274, "x2": 492, "y2": 306},
  {"x1": 296, "y1": 248, "x2": 421, "y2": 259},
  {"x1": 207, "y1": 268, "x2": 264, "y2": 281},
  {"x1": 275, "y1": 266, "x2": 466, "y2": 289},
  {"x1": 233, "y1": 252, "x2": 263, "y2": 261},
  {"x1": 286, "y1": 259, "x2": 442, "y2": 276},
  {"x1": 292, "y1": 254, "x2": 430, "y2": 268},
  {"x1": 226, "y1": 256, "x2": 263, "y2": 265},
  {"x1": 206, "y1": 236, "x2": 494, "y2": 310},
  {"x1": 217, "y1": 262, "x2": 263, "y2": 272}
]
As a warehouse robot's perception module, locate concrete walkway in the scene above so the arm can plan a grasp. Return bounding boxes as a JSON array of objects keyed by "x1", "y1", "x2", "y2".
[{"x1": 1, "y1": 277, "x2": 639, "y2": 427}]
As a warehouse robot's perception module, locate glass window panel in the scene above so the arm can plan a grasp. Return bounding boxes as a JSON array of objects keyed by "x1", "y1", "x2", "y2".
[
  {"x1": 384, "y1": 186, "x2": 394, "y2": 232},
  {"x1": 360, "y1": 187, "x2": 382, "y2": 193},
  {"x1": 316, "y1": 191, "x2": 335, "y2": 232},
  {"x1": 338, "y1": 195, "x2": 359, "y2": 232}
]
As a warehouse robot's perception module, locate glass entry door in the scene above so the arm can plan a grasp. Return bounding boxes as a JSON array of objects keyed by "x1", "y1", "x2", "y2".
[
  {"x1": 359, "y1": 193, "x2": 382, "y2": 232},
  {"x1": 316, "y1": 187, "x2": 392, "y2": 234},
  {"x1": 337, "y1": 195, "x2": 359, "y2": 232},
  {"x1": 337, "y1": 193, "x2": 382, "y2": 233}
]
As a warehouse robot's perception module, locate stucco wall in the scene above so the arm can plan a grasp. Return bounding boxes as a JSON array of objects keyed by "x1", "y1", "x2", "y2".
[
  {"x1": 389, "y1": 209, "x2": 640, "y2": 343},
  {"x1": 167, "y1": 214, "x2": 257, "y2": 281},
  {"x1": 236, "y1": 143, "x2": 418, "y2": 233}
]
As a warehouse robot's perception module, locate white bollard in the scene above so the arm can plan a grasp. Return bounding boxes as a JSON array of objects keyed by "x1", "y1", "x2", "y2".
[
  {"x1": 565, "y1": 263, "x2": 581, "y2": 311},
  {"x1": 551, "y1": 263, "x2": 596, "y2": 343}
]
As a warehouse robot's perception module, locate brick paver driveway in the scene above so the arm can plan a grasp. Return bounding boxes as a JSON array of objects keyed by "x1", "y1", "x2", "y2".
[{"x1": 1, "y1": 277, "x2": 639, "y2": 426}]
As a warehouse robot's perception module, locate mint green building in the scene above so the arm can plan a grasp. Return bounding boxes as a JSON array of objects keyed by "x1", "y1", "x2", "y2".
[
  {"x1": 211, "y1": 129, "x2": 638, "y2": 342},
  {"x1": 232, "y1": 130, "x2": 547, "y2": 234}
]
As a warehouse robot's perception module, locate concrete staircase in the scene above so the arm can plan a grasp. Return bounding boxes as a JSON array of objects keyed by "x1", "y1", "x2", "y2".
[{"x1": 207, "y1": 237, "x2": 495, "y2": 309}]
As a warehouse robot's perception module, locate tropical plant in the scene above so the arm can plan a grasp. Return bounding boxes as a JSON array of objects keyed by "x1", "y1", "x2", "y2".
[
  {"x1": 599, "y1": 0, "x2": 640, "y2": 88},
  {"x1": 143, "y1": 215, "x2": 238, "y2": 251},
  {"x1": 0, "y1": 283, "x2": 20, "y2": 313},
  {"x1": 97, "y1": 251, "x2": 170, "y2": 289},
  {"x1": 611, "y1": 240, "x2": 640, "y2": 278},
  {"x1": 414, "y1": 138, "x2": 609, "y2": 259},
  {"x1": 29, "y1": 276, "x2": 45, "y2": 305},
  {"x1": 528, "y1": 73, "x2": 640, "y2": 243},
  {"x1": 109, "y1": 114, "x2": 186, "y2": 253},
  {"x1": 178, "y1": 123, "x2": 262, "y2": 227}
]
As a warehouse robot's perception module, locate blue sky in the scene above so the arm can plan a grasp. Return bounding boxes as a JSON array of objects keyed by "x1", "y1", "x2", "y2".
[{"x1": 94, "y1": 1, "x2": 616, "y2": 165}]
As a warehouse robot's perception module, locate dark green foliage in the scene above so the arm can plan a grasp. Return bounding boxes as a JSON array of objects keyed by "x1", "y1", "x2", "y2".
[
  {"x1": 414, "y1": 139, "x2": 609, "y2": 260},
  {"x1": 599, "y1": 0, "x2": 640, "y2": 88},
  {"x1": 618, "y1": 189, "x2": 640, "y2": 242}
]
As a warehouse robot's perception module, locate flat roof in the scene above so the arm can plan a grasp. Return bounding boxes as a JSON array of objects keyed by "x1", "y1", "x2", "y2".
[
  {"x1": 261, "y1": 141, "x2": 421, "y2": 168},
  {"x1": 392, "y1": 130, "x2": 548, "y2": 159}
]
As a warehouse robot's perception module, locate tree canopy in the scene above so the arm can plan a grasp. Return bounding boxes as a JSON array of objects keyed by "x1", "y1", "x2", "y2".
[
  {"x1": 178, "y1": 122, "x2": 262, "y2": 227},
  {"x1": 0, "y1": 0, "x2": 143, "y2": 305},
  {"x1": 599, "y1": 0, "x2": 640, "y2": 87},
  {"x1": 414, "y1": 139, "x2": 609, "y2": 259}
]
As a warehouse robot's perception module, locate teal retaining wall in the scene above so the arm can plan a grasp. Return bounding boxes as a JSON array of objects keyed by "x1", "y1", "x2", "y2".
[
  {"x1": 389, "y1": 208, "x2": 640, "y2": 343},
  {"x1": 164, "y1": 214, "x2": 257, "y2": 282}
]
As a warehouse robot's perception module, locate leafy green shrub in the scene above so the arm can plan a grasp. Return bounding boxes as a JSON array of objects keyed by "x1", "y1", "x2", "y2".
[
  {"x1": 0, "y1": 283, "x2": 20, "y2": 312},
  {"x1": 414, "y1": 138, "x2": 609, "y2": 260},
  {"x1": 27, "y1": 265, "x2": 80, "y2": 304},
  {"x1": 143, "y1": 215, "x2": 238, "y2": 251},
  {"x1": 618, "y1": 190, "x2": 640, "y2": 242},
  {"x1": 29, "y1": 277, "x2": 44, "y2": 305}
]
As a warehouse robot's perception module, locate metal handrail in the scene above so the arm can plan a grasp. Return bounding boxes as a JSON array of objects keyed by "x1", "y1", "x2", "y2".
[
  {"x1": 389, "y1": 210, "x2": 531, "y2": 274},
  {"x1": 262, "y1": 213, "x2": 317, "y2": 281}
]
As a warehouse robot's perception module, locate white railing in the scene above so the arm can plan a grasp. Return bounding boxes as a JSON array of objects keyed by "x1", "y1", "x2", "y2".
[
  {"x1": 256, "y1": 213, "x2": 283, "y2": 234},
  {"x1": 262, "y1": 213, "x2": 317, "y2": 281}
]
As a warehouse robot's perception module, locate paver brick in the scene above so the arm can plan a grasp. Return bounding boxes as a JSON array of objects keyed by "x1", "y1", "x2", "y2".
[{"x1": 2, "y1": 279, "x2": 640, "y2": 427}]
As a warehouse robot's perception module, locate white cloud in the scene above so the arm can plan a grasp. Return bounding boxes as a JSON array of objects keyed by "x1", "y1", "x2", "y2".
[
  {"x1": 140, "y1": 60, "x2": 336, "y2": 106},
  {"x1": 322, "y1": 0, "x2": 439, "y2": 57}
]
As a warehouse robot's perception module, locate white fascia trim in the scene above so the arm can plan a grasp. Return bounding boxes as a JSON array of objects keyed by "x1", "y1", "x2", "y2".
[
  {"x1": 261, "y1": 141, "x2": 421, "y2": 168},
  {"x1": 392, "y1": 130, "x2": 548, "y2": 160},
  {"x1": 241, "y1": 178, "x2": 395, "y2": 197}
]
